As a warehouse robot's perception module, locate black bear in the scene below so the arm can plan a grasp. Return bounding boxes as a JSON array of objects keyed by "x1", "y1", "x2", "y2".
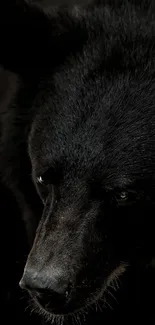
[{"x1": 0, "y1": 1, "x2": 155, "y2": 324}]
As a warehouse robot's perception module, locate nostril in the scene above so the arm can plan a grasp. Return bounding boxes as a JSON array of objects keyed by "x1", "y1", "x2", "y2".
[
  {"x1": 19, "y1": 273, "x2": 39, "y2": 291},
  {"x1": 40, "y1": 280, "x2": 72, "y2": 301},
  {"x1": 19, "y1": 276, "x2": 34, "y2": 291},
  {"x1": 37, "y1": 286, "x2": 71, "y2": 312}
]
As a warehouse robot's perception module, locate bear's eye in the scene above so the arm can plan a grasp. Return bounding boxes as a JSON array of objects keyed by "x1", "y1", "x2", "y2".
[
  {"x1": 36, "y1": 175, "x2": 50, "y2": 202},
  {"x1": 114, "y1": 190, "x2": 138, "y2": 206},
  {"x1": 119, "y1": 192, "x2": 128, "y2": 200},
  {"x1": 37, "y1": 176, "x2": 44, "y2": 184},
  {"x1": 115, "y1": 191, "x2": 128, "y2": 202},
  {"x1": 37, "y1": 175, "x2": 50, "y2": 186}
]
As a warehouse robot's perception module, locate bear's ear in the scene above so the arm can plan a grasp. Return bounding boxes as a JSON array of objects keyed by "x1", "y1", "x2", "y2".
[{"x1": 0, "y1": 0, "x2": 87, "y2": 79}]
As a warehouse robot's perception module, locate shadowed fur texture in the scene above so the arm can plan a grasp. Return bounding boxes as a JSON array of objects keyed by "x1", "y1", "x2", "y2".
[{"x1": 0, "y1": 0, "x2": 155, "y2": 324}]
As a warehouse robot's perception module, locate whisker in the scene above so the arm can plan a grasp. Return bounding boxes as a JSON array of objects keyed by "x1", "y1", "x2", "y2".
[
  {"x1": 105, "y1": 288, "x2": 117, "y2": 303},
  {"x1": 22, "y1": 262, "x2": 128, "y2": 324}
]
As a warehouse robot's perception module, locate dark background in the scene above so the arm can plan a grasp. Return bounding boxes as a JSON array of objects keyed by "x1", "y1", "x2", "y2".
[{"x1": 1, "y1": 1, "x2": 155, "y2": 325}]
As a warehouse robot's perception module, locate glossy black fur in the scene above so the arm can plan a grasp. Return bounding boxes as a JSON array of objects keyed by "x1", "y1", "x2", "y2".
[{"x1": 0, "y1": 1, "x2": 155, "y2": 324}]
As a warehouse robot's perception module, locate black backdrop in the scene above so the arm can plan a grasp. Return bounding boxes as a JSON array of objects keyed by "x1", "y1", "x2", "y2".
[{"x1": 0, "y1": 1, "x2": 155, "y2": 325}]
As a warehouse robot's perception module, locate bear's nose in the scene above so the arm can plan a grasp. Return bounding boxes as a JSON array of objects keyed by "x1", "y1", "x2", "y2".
[{"x1": 19, "y1": 267, "x2": 72, "y2": 312}]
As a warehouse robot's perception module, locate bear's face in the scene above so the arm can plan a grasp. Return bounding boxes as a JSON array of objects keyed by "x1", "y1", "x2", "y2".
[
  {"x1": 6, "y1": 0, "x2": 153, "y2": 321},
  {"x1": 20, "y1": 50, "x2": 155, "y2": 318}
]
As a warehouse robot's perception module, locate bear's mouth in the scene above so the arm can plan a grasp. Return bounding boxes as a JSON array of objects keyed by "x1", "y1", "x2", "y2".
[{"x1": 30, "y1": 262, "x2": 128, "y2": 322}]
